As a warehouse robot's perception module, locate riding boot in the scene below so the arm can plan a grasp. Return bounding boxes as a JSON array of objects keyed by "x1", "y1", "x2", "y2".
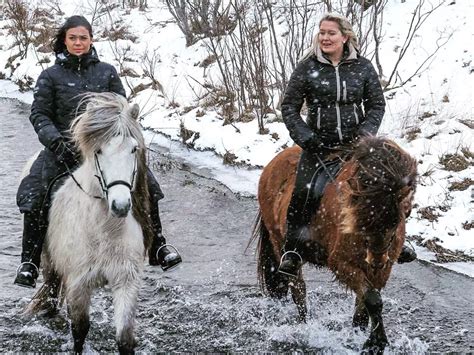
[
  {"x1": 14, "y1": 211, "x2": 45, "y2": 288},
  {"x1": 148, "y1": 192, "x2": 182, "y2": 270},
  {"x1": 397, "y1": 244, "x2": 417, "y2": 263},
  {"x1": 278, "y1": 225, "x2": 309, "y2": 277}
]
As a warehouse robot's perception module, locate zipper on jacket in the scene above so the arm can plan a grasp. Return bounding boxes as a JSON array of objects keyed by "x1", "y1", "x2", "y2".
[
  {"x1": 343, "y1": 81, "x2": 347, "y2": 102},
  {"x1": 353, "y1": 103, "x2": 359, "y2": 124},
  {"x1": 334, "y1": 66, "x2": 343, "y2": 142},
  {"x1": 317, "y1": 107, "x2": 321, "y2": 129}
]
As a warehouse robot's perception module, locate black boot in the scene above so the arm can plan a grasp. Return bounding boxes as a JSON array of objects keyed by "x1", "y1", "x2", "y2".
[
  {"x1": 14, "y1": 211, "x2": 44, "y2": 288},
  {"x1": 278, "y1": 225, "x2": 310, "y2": 277},
  {"x1": 149, "y1": 233, "x2": 182, "y2": 271},
  {"x1": 147, "y1": 171, "x2": 182, "y2": 270},
  {"x1": 278, "y1": 251, "x2": 303, "y2": 278},
  {"x1": 398, "y1": 244, "x2": 417, "y2": 263},
  {"x1": 14, "y1": 262, "x2": 39, "y2": 288}
]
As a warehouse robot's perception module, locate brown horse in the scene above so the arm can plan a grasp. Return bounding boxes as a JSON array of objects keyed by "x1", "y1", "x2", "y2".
[{"x1": 251, "y1": 136, "x2": 417, "y2": 353}]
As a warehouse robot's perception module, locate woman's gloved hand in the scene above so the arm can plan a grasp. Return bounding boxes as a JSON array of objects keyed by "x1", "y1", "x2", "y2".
[{"x1": 50, "y1": 138, "x2": 80, "y2": 167}]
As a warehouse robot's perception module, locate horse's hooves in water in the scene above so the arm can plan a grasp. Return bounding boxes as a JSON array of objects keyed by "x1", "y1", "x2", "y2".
[{"x1": 362, "y1": 334, "x2": 388, "y2": 355}]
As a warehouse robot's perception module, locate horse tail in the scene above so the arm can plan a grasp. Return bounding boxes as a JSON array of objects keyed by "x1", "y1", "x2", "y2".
[
  {"x1": 250, "y1": 210, "x2": 289, "y2": 298},
  {"x1": 22, "y1": 267, "x2": 64, "y2": 317}
]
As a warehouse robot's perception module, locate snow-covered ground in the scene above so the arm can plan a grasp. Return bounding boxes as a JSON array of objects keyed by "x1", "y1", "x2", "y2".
[{"x1": 0, "y1": 0, "x2": 472, "y2": 276}]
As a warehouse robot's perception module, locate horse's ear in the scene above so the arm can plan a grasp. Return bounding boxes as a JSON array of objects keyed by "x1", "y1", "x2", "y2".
[{"x1": 129, "y1": 103, "x2": 140, "y2": 121}]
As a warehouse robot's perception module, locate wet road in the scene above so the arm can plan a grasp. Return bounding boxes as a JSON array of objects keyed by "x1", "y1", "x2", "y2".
[{"x1": 0, "y1": 97, "x2": 472, "y2": 353}]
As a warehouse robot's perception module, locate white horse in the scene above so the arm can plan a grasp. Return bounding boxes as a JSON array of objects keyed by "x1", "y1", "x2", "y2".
[{"x1": 24, "y1": 92, "x2": 154, "y2": 354}]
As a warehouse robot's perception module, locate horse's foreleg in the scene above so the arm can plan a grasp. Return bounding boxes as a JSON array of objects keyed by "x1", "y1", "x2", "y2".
[
  {"x1": 112, "y1": 280, "x2": 139, "y2": 355},
  {"x1": 352, "y1": 294, "x2": 369, "y2": 330},
  {"x1": 361, "y1": 289, "x2": 388, "y2": 354},
  {"x1": 289, "y1": 275, "x2": 307, "y2": 322},
  {"x1": 67, "y1": 286, "x2": 92, "y2": 353}
]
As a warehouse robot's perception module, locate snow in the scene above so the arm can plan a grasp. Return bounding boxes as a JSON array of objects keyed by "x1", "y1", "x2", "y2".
[{"x1": 0, "y1": 0, "x2": 472, "y2": 277}]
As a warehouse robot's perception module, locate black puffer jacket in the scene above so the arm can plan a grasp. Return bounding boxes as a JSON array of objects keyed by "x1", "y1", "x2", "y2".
[
  {"x1": 281, "y1": 44, "x2": 385, "y2": 150},
  {"x1": 30, "y1": 47, "x2": 125, "y2": 149}
]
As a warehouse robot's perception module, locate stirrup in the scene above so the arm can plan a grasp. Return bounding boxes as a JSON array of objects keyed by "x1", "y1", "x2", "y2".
[
  {"x1": 16, "y1": 262, "x2": 39, "y2": 277},
  {"x1": 156, "y1": 244, "x2": 182, "y2": 271},
  {"x1": 278, "y1": 251, "x2": 303, "y2": 277}
]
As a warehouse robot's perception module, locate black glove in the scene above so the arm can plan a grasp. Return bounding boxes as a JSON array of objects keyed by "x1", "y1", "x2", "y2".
[
  {"x1": 302, "y1": 133, "x2": 323, "y2": 152},
  {"x1": 50, "y1": 138, "x2": 79, "y2": 167}
]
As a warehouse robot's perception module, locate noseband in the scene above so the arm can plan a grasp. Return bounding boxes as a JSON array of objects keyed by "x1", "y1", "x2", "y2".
[{"x1": 94, "y1": 153, "x2": 137, "y2": 199}]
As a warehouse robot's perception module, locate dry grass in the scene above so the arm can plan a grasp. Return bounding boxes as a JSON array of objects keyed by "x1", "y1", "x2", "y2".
[
  {"x1": 408, "y1": 235, "x2": 474, "y2": 263},
  {"x1": 439, "y1": 153, "x2": 470, "y2": 172},
  {"x1": 417, "y1": 206, "x2": 440, "y2": 222},
  {"x1": 448, "y1": 178, "x2": 474, "y2": 192}
]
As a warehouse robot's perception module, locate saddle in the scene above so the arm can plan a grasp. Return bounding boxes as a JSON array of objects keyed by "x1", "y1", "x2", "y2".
[{"x1": 309, "y1": 158, "x2": 342, "y2": 203}]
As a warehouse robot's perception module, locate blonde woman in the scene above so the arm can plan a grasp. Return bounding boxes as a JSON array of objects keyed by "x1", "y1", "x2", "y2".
[{"x1": 278, "y1": 13, "x2": 416, "y2": 277}]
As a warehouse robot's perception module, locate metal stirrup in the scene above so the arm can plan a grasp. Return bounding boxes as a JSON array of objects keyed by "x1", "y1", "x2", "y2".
[
  {"x1": 16, "y1": 262, "x2": 39, "y2": 276},
  {"x1": 280, "y1": 250, "x2": 303, "y2": 265},
  {"x1": 155, "y1": 244, "x2": 180, "y2": 259}
]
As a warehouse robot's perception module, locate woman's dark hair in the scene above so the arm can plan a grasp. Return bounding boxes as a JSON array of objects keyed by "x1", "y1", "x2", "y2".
[{"x1": 51, "y1": 16, "x2": 93, "y2": 54}]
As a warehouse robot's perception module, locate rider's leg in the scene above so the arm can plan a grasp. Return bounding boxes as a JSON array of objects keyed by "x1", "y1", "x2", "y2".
[
  {"x1": 279, "y1": 150, "x2": 323, "y2": 277},
  {"x1": 15, "y1": 150, "x2": 68, "y2": 288},
  {"x1": 146, "y1": 168, "x2": 182, "y2": 270},
  {"x1": 14, "y1": 151, "x2": 47, "y2": 288}
]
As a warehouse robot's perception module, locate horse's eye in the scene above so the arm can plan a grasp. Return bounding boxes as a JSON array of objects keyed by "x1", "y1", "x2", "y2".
[{"x1": 131, "y1": 146, "x2": 138, "y2": 154}]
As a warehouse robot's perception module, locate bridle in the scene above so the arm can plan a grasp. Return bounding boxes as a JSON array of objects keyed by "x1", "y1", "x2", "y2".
[
  {"x1": 93, "y1": 152, "x2": 137, "y2": 199},
  {"x1": 365, "y1": 232, "x2": 396, "y2": 256}
]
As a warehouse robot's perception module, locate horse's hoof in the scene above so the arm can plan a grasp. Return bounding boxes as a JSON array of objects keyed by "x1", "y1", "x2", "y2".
[{"x1": 362, "y1": 335, "x2": 388, "y2": 354}]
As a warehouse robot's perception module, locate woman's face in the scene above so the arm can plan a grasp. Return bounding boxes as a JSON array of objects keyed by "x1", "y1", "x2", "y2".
[
  {"x1": 318, "y1": 20, "x2": 348, "y2": 59},
  {"x1": 64, "y1": 26, "x2": 92, "y2": 56}
]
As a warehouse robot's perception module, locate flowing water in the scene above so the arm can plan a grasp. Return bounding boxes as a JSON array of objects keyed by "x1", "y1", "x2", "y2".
[{"x1": 0, "y1": 98, "x2": 472, "y2": 353}]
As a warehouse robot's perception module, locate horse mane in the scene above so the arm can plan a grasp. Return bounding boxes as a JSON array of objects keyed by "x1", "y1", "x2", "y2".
[
  {"x1": 341, "y1": 136, "x2": 418, "y2": 236},
  {"x1": 70, "y1": 92, "x2": 154, "y2": 252}
]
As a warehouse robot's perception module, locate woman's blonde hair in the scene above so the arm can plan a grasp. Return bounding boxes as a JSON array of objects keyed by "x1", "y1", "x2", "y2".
[{"x1": 299, "y1": 13, "x2": 359, "y2": 62}]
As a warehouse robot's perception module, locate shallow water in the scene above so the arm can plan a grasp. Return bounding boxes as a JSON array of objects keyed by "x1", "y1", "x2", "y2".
[{"x1": 0, "y1": 98, "x2": 472, "y2": 353}]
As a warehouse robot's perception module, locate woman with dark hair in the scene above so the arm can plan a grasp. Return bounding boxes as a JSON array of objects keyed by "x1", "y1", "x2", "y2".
[
  {"x1": 15, "y1": 15, "x2": 182, "y2": 288},
  {"x1": 278, "y1": 13, "x2": 416, "y2": 277}
]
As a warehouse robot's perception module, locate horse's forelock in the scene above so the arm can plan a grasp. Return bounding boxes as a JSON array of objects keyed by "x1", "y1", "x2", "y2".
[{"x1": 71, "y1": 93, "x2": 144, "y2": 157}]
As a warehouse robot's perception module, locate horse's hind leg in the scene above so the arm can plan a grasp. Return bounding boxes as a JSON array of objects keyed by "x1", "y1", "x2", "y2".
[
  {"x1": 352, "y1": 294, "x2": 369, "y2": 330},
  {"x1": 289, "y1": 275, "x2": 307, "y2": 322},
  {"x1": 67, "y1": 286, "x2": 92, "y2": 353},
  {"x1": 112, "y1": 280, "x2": 139, "y2": 354},
  {"x1": 361, "y1": 289, "x2": 388, "y2": 354}
]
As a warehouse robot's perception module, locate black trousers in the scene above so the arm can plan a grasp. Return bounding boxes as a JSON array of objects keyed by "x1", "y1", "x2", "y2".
[
  {"x1": 284, "y1": 148, "x2": 339, "y2": 254},
  {"x1": 17, "y1": 149, "x2": 165, "y2": 267}
]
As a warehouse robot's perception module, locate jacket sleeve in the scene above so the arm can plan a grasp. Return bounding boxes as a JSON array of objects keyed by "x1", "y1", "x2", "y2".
[
  {"x1": 281, "y1": 62, "x2": 320, "y2": 151},
  {"x1": 109, "y1": 65, "x2": 126, "y2": 97},
  {"x1": 30, "y1": 70, "x2": 62, "y2": 149},
  {"x1": 358, "y1": 61, "x2": 385, "y2": 136}
]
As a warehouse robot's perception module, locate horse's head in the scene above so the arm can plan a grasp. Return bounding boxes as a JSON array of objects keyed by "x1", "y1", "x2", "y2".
[
  {"x1": 94, "y1": 135, "x2": 139, "y2": 217},
  {"x1": 341, "y1": 137, "x2": 418, "y2": 270},
  {"x1": 71, "y1": 93, "x2": 145, "y2": 218}
]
